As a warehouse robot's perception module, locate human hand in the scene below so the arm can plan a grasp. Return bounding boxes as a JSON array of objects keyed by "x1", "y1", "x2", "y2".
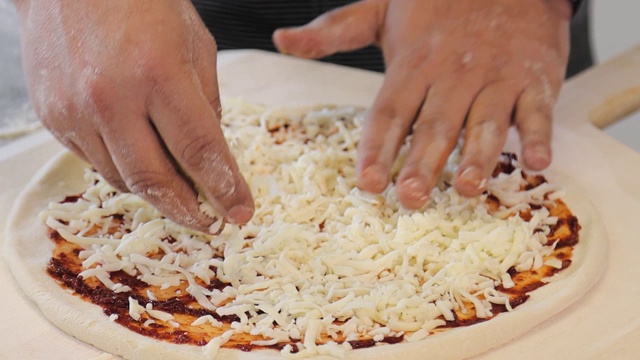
[
  {"x1": 15, "y1": 0, "x2": 253, "y2": 231},
  {"x1": 274, "y1": 0, "x2": 572, "y2": 209}
]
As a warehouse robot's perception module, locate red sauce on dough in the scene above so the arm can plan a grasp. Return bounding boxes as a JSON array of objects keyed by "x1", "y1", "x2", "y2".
[{"x1": 44, "y1": 153, "x2": 580, "y2": 351}]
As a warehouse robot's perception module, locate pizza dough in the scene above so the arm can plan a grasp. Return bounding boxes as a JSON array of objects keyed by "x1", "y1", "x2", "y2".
[{"x1": 3, "y1": 102, "x2": 607, "y2": 360}]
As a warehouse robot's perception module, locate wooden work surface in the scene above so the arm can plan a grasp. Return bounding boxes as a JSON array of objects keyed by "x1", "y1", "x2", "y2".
[{"x1": 1, "y1": 49, "x2": 640, "y2": 359}]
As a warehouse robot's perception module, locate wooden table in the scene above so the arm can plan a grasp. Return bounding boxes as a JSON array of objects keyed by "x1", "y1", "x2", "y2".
[{"x1": 1, "y1": 49, "x2": 640, "y2": 359}]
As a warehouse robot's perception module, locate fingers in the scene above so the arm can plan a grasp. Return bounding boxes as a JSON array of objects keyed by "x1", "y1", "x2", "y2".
[
  {"x1": 514, "y1": 86, "x2": 553, "y2": 171},
  {"x1": 99, "y1": 110, "x2": 217, "y2": 232},
  {"x1": 20, "y1": 0, "x2": 250, "y2": 231},
  {"x1": 44, "y1": 119, "x2": 129, "y2": 193},
  {"x1": 272, "y1": 0, "x2": 384, "y2": 59},
  {"x1": 454, "y1": 82, "x2": 518, "y2": 197},
  {"x1": 395, "y1": 76, "x2": 483, "y2": 209},
  {"x1": 356, "y1": 62, "x2": 434, "y2": 194},
  {"x1": 148, "y1": 70, "x2": 254, "y2": 225},
  {"x1": 80, "y1": 134, "x2": 129, "y2": 193}
]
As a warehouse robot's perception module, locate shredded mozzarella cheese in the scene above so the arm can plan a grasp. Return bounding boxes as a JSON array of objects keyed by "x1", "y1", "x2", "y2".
[{"x1": 43, "y1": 99, "x2": 562, "y2": 359}]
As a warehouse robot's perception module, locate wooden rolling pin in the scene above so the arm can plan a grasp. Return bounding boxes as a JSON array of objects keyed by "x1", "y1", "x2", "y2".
[{"x1": 557, "y1": 44, "x2": 640, "y2": 128}]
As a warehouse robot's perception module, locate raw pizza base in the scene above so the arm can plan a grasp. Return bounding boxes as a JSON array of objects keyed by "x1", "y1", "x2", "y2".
[{"x1": 4, "y1": 151, "x2": 607, "y2": 360}]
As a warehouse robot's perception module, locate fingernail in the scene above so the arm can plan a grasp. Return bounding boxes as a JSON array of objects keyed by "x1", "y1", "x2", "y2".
[
  {"x1": 526, "y1": 144, "x2": 550, "y2": 169},
  {"x1": 207, "y1": 218, "x2": 226, "y2": 235},
  {"x1": 457, "y1": 166, "x2": 486, "y2": 191},
  {"x1": 227, "y1": 205, "x2": 253, "y2": 224},
  {"x1": 359, "y1": 164, "x2": 388, "y2": 193},
  {"x1": 401, "y1": 177, "x2": 430, "y2": 204}
]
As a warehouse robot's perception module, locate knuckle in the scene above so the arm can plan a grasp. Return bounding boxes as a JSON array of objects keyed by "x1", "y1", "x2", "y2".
[
  {"x1": 197, "y1": 38, "x2": 218, "y2": 62},
  {"x1": 38, "y1": 110, "x2": 63, "y2": 130},
  {"x1": 369, "y1": 106, "x2": 410, "y2": 133},
  {"x1": 522, "y1": 121, "x2": 551, "y2": 139},
  {"x1": 413, "y1": 114, "x2": 456, "y2": 138},
  {"x1": 469, "y1": 115, "x2": 505, "y2": 132},
  {"x1": 369, "y1": 104, "x2": 395, "y2": 120},
  {"x1": 143, "y1": 56, "x2": 172, "y2": 82},
  {"x1": 471, "y1": 115, "x2": 494, "y2": 127},
  {"x1": 402, "y1": 45, "x2": 431, "y2": 71},
  {"x1": 193, "y1": 25, "x2": 218, "y2": 53},
  {"x1": 401, "y1": 160, "x2": 433, "y2": 181},
  {"x1": 180, "y1": 133, "x2": 218, "y2": 169},
  {"x1": 318, "y1": 9, "x2": 342, "y2": 26},
  {"x1": 133, "y1": 50, "x2": 181, "y2": 84},
  {"x1": 80, "y1": 70, "x2": 114, "y2": 115},
  {"x1": 387, "y1": 117, "x2": 410, "y2": 134},
  {"x1": 520, "y1": 93, "x2": 554, "y2": 120},
  {"x1": 386, "y1": 43, "x2": 430, "y2": 72},
  {"x1": 36, "y1": 93, "x2": 76, "y2": 128},
  {"x1": 205, "y1": 34, "x2": 218, "y2": 54},
  {"x1": 207, "y1": 165, "x2": 241, "y2": 203},
  {"x1": 39, "y1": 113, "x2": 84, "y2": 149},
  {"x1": 218, "y1": 176, "x2": 241, "y2": 198},
  {"x1": 125, "y1": 170, "x2": 168, "y2": 197}
]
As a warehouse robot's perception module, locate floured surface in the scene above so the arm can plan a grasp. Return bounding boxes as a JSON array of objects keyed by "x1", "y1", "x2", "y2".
[
  {"x1": 4, "y1": 100, "x2": 606, "y2": 360},
  {"x1": 0, "y1": 50, "x2": 638, "y2": 360}
]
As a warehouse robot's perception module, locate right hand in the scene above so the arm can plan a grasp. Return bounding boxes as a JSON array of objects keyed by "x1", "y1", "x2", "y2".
[
  {"x1": 274, "y1": 0, "x2": 571, "y2": 209},
  {"x1": 15, "y1": 0, "x2": 254, "y2": 231}
]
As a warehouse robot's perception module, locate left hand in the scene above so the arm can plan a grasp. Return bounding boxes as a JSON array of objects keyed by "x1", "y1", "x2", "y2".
[{"x1": 273, "y1": 0, "x2": 572, "y2": 209}]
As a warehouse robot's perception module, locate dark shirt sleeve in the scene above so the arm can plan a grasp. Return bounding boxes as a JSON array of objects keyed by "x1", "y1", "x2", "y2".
[
  {"x1": 191, "y1": 0, "x2": 385, "y2": 72},
  {"x1": 567, "y1": 0, "x2": 593, "y2": 77},
  {"x1": 192, "y1": 0, "x2": 592, "y2": 77},
  {"x1": 572, "y1": 0, "x2": 586, "y2": 15}
]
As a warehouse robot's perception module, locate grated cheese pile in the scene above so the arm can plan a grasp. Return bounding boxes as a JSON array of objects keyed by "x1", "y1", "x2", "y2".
[{"x1": 43, "y1": 99, "x2": 562, "y2": 359}]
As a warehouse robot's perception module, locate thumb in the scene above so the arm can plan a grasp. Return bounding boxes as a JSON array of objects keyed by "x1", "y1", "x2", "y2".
[{"x1": 273, "y1": 0, "x2": 386, "y2": 59}]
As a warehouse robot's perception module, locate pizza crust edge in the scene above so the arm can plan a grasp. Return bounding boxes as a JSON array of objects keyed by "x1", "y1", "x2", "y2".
[{"x1": 3, "y1": 151, "x2": 607, "y2": 360}]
